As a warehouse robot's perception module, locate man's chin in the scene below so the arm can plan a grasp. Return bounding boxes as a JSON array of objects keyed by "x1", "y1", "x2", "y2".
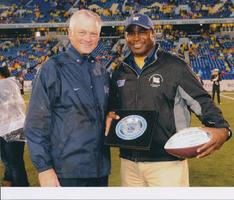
[
  {"x1": 80, "y1": 50, "x2": 93, "y2": 55},
  {"x1": 132, "y1": 51, "x2": 146, "y2": 57}
]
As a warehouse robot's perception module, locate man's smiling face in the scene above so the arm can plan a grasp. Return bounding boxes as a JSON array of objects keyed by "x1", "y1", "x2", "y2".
[{"x1": 125, "y1": 25, "x2": 155, "y2": 57}]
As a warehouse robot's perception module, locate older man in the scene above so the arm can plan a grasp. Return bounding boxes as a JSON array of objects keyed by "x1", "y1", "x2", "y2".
[{"x1": 24, "y1": 10, "x2": 110, "y2": 187}]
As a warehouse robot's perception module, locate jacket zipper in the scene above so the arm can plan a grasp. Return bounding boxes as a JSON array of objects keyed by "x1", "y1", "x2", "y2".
[
  {"x1": 122, "y1": 60, "x2": 157, "y2": 108},
  {"x1": 121, "y1": 60, "x2": 158, "y2": 161},
  {"x1": 88, "y1": 65, "x2": 102, "y2": 176}
]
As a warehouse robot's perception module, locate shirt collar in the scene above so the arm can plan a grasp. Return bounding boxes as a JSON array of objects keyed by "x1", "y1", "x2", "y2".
[{"x1": 124, "y1": 43, "x2": 160, "y2": 75}]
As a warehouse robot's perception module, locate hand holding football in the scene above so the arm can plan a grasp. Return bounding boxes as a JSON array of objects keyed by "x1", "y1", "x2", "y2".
[{"x1": 164, "y1": 127, "x2": 211, "y2": 158}]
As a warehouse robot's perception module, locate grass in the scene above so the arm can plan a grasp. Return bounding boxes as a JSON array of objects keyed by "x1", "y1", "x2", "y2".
[
  {"x1": 1, "y1": 92, "x2": 234, "y2": 186},
  {"x1": 189, "y1": 93, "x2": 234, "y2": 186}
]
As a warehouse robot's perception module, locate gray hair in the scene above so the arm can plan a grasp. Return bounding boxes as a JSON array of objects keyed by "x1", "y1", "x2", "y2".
[{"x1": 69, "y1": 9, "x2": 102, "y2": 32}]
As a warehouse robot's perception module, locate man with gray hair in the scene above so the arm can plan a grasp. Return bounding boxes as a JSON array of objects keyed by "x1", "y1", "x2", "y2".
[{"x1": 24, "y1": 10, "x2": 111, "y2": 187}]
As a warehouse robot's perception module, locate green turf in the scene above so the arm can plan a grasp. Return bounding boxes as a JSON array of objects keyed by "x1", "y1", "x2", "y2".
[
  {"x1": 1, "y1": 92, "x2": 234, "y2": 186},
  {"x1": 189, "y1": 93, "x2": 234, "y2": 186}
]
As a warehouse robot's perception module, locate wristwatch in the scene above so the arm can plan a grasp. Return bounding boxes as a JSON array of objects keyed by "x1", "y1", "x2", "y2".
[{"x1": 226, "y1": 127, "x2": 232, "y2": 140}]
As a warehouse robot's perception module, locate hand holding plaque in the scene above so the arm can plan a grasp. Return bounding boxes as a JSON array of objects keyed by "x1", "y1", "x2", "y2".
[{"x1": 105, "y1": 110, "x2": 157, "y2": 150}]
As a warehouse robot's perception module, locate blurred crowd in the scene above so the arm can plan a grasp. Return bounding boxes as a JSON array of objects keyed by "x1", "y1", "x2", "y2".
[
  {"x1": 0, "y1": 28, "x2": 233, "y2": 81},
  {"x1": 0, "y1": 0, "x2": 233, "y2": 23}
]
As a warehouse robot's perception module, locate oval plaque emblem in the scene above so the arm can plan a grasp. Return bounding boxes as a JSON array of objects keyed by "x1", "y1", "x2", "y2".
[{"x1": 115, "y1": 115, "x2": 147, "y2": 140}]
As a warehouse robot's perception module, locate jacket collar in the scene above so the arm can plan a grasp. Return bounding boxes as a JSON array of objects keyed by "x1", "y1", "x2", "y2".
[
  {"x1": 123, "y1": 43, "x2": 160, "y2": 66},
  {"x1": 66, "y1": 44, "x2": 95, "y2": 64}
]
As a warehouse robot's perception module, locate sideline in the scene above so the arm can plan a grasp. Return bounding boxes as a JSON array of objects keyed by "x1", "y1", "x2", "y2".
[
  {"x1": 222, "y1": 92, "x2": 234, "y2": 95},
  {"x1": 221, "y1": 94, "x2": 234, "y2": 101}
]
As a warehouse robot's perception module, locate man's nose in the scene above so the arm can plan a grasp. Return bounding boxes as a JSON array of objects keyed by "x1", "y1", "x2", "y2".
[
  {"x1": 83, "y1": 33, "x2": 92, "y2": 41},
  {"x1": 131, "y1": 32, "x2": 141, "y2": 39}
]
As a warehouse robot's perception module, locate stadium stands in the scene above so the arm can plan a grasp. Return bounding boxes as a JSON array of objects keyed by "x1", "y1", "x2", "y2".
[
  {"x1": 0, "y1": 37, "x2": 118, "y2": 80},
  {"x1": 0, "y1": 0, "x2": 233, "y2": 23},
  {"x1": 0, "y1": 0, "x2": 233, "y2": 81},
  {"x1": 0, "y1": 38, "x2": 59, "y2": 80},
  {"x1": 0, "y1": 31, "x2": 233, "y2": 80},
  {"x1": 189, "y1": 34, "x2": 234, "y2": 79}
]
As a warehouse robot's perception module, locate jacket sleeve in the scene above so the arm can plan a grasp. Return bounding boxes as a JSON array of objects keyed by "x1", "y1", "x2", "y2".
[
  {"x1": 24, "y1": 60, "x2": 59, "y2": 172},
  {"x1": 176, "y1": 60, "x2": 230, "y2": 129}
]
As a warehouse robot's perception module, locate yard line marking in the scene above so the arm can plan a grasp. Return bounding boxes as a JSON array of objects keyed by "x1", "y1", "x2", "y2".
[
  {"x1": 220, "y1": 94, "x2": 234, "y2": 101},
  {"x1": 223, "y1": 92, "x2": 234, "y2": 95}
]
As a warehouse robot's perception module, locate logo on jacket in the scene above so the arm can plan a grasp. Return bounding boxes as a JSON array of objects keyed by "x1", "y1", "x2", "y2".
[
  {"x1": 149, "y1": 74, "x2": 163, "y2": 87},
  {"x1": 117, "y1": 79, "x2": 125, "y2": 87},
  {"x1": 133, "y1": 16, "x2": 140, "y2": 21}
]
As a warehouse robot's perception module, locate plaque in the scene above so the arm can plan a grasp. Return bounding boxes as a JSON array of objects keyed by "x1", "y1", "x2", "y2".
[{"x1": 105, "y1": 110, "x2": 157, "y2": 150}]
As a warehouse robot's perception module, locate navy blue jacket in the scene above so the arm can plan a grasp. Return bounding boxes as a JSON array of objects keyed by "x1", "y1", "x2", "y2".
[{"x1": 24, "y1": 45, "x2": 111, "y2": 178}]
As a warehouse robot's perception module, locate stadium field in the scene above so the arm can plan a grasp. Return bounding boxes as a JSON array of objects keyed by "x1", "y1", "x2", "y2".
[{"x1": 1, "y1": 92, "x2": 234, "y2": 187}]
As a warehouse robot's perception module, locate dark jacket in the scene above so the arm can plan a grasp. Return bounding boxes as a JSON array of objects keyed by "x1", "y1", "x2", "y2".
[
  {"x1": 109, "y1": 45, "x2": 230, "y2": 162},
  {"x1": 24, "y1": 45, "x2": 111, "y2": 178}
]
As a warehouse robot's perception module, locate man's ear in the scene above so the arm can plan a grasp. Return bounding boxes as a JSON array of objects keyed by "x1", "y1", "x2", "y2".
[
  {"x1": 150, "y1": 30, "x2": 156, "y2": 42},
  {"x1": 68, "y1": 28, "x2": 72, "y2": 40},
  {"x1": 124, "y1": 32, "x2": 129, "y2": 42}
]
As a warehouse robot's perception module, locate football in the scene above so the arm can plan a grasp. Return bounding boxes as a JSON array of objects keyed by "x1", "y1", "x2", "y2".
[{"x1": 164, "y1": 127, "x2": 211, "y2": 158}]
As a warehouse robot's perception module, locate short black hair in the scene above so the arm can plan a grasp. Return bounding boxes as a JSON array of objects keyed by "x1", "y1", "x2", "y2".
[{"x1": 0, "y1": 67, "x2": 11, "y2": 78}]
